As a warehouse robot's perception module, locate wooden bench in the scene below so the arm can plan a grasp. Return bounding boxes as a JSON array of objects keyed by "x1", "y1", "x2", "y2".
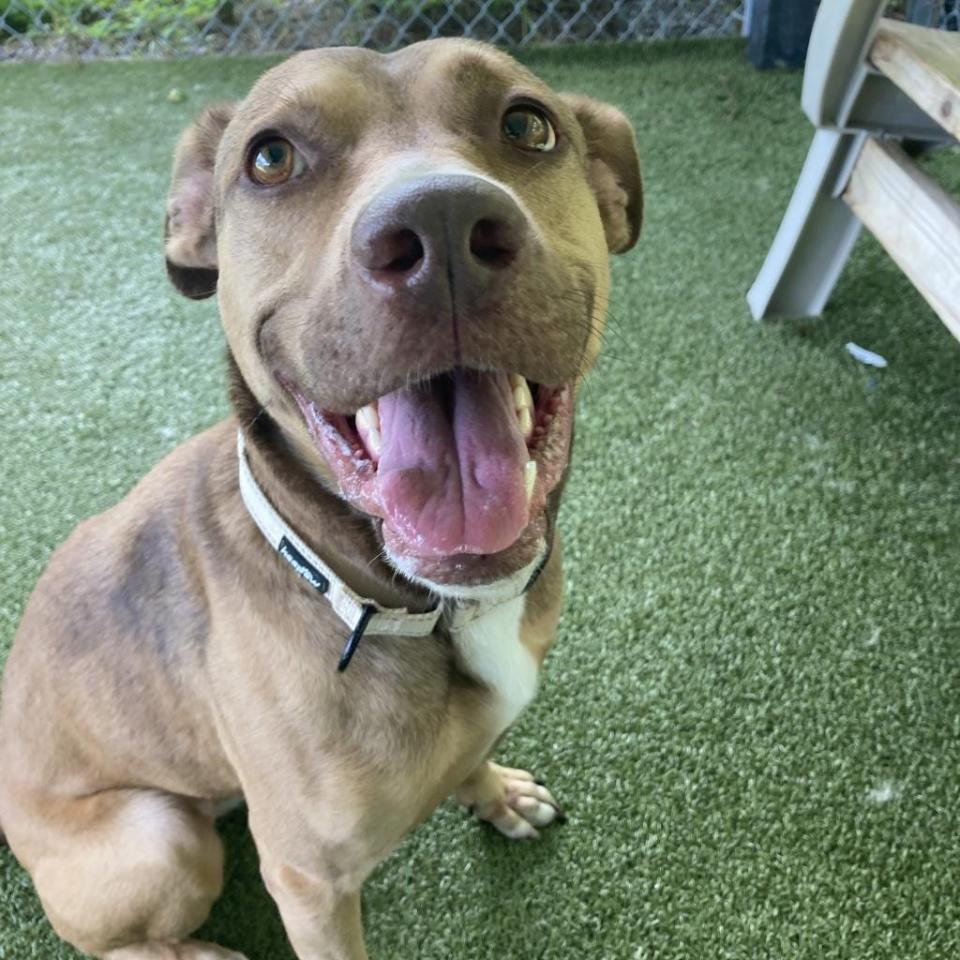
[{"x1": 748, "y1": 2, "x2": 960, "y2": 341}]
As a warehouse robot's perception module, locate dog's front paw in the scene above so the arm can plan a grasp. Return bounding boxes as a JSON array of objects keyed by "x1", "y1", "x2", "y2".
[{"x1": 458, "y1": 762, "x2": 566, "y2": 840}]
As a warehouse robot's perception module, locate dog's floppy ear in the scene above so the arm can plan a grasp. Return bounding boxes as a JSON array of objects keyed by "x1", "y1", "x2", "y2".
[
  {"x1": 164, "y1": 103, "x2": 234, "y2": 300},
  {"x1": 561, "y1": 94, "x2": 642, "y2": 254}
]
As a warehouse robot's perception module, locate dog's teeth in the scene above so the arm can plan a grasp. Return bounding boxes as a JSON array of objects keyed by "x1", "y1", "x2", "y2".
[
  {"x1": 517, "y1": 407, "x2": 533, "y2": 440},
  {"x1": 365, "y1": 426, "x2": 382, "y2": 459},
  {"x1": 512, "y1": 379, "x2": 534, "y2": 441},
  {"x1": 513, "y1": 379, "x2": 533, "y2": 413},
  {"x1": 523, "y1": 460, "x2": 537, "y2": 504},
  {"x1": 356, "y1": 403, "x2": 380, "y2": 432},
  {"x1": 355, "y1": 403, "x2": 381, "y2": 462}
]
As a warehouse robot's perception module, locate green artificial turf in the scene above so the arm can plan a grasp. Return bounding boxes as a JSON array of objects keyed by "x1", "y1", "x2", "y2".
[{"x1": 2, "y1": 39, "x2": 960, "y2": 960}]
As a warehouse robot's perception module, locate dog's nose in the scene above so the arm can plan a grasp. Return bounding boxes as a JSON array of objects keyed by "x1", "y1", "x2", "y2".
[{"x1": 351, "y1": 174, "x2": 527, "y2": 298}]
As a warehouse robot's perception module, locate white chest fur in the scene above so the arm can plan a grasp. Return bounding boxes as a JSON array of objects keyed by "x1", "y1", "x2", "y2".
[{"x1": 451, "y1": 594, "x2": 538, "y2": 734}]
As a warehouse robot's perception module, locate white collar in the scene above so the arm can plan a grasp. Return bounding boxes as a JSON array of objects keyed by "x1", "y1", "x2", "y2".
[{"x1": 236, "y1": 430, "x2": 540, "y2": 670}]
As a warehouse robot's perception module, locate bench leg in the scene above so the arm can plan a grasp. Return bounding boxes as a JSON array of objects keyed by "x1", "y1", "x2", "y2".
[{"x1": 747, "y1": 128, "x2": 866, "y2": 320}]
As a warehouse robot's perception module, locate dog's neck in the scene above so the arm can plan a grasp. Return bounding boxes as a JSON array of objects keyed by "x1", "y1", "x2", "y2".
[
  {"x1": 228, "y1": 357, "x2": 553, "y2": 667},
  {"x1": 228, "y1": 356, "x2": 436, "y2": 617}
]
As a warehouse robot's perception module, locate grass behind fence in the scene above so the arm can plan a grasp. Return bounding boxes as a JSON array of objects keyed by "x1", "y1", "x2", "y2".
[{"x1": 0, "y1": 0, "x2": 745, "y2": 57}]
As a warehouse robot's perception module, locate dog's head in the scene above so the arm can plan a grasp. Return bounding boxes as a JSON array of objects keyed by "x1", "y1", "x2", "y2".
[{"x1": 165, "y1": 39, "x2": 640, "y2": 592}]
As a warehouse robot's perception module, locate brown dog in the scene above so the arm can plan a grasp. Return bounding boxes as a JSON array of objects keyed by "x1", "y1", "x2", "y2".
[{"x1": 0, "y1": 39, "x2": 640, "y2": 960}]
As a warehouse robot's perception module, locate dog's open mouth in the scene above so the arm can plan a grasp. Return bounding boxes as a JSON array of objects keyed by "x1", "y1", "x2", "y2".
[{"x1": 293, "y1": 370, "x2": 572, "y2": 561}]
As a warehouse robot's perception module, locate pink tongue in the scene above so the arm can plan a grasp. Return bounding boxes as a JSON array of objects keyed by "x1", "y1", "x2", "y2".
[{"x1": 376, "y1": 370, "x2": 529, "y2": 557}]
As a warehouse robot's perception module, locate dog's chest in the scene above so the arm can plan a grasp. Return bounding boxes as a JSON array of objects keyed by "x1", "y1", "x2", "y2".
[{"x1": 450, "y1": 595, "x2": 538, "y2": 733}]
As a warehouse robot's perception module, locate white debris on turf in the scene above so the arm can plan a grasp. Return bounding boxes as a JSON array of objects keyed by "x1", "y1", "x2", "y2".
[
  {"x1": 845, "y1": 342, "x2": 888, "y2": 368},
  {"x1": 865, "y1": 781, "x2": 899, "y2": 805}
]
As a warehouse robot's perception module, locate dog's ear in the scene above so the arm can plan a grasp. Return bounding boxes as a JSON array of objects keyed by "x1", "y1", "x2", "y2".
[
  {"x1": 561, "y1": 94, "x2": 642, "y2": 254},
  {"x1": 164, "y1": 103, "x2": 234, "y2": 300}
]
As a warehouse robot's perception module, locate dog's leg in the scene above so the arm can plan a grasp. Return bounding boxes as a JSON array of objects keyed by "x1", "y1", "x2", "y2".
[
  {"x1": 263, "y1": 882, "x2": 365, "y2": 960},
  {"x1": 455, "y1": 761, "x2": 566, "y2": 839},
  {"x1": 258, "y1": 856, "x2": 367, "y2": 960},
  {"x1": 4, "y1": 788, "x2": 241, "y2": 960},
  {"x1": 247, "y1": 804, "x2": 369, "y2": 960}
]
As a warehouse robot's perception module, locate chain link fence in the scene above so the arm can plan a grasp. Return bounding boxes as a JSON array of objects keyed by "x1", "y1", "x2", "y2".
[
  {"x1": 0, "y1": 0, "x2": 746, "y2": 60},
  {"x1": 2, "y1": 1, "x2": 957, "y2": 62},
  {"x1": 905, "y1": 0, "x2": 960, "y2": 28}
]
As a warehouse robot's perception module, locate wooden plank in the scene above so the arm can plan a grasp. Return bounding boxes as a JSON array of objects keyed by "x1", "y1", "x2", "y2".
[
  {"x1": 870, "y1": 18, "x2": 960, "y2": 140},
  {"x1": 843, "y1": 137, "x2": 960, "y2": 341}
]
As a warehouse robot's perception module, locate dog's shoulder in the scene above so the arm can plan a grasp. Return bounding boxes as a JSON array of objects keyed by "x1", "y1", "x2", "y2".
[{"x1": 16, "y1": 421, "x2": 237, "y2": 665}]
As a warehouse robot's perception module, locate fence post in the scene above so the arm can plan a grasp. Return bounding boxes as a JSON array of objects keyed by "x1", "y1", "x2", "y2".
[
  {"x1": 905, "y1": 0, "x2": 943, "y2": 25},
  {"x1": 746, "y1": 0, "x2": 820, "y2": 69}
]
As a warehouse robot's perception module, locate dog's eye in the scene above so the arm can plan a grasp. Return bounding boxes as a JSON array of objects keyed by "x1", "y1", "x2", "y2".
[
  {"x1": 248, "y1": 138, "x2": 302, "y2": 186},
  {"x1": 502, "y1": 106, "x2": 556, "y2": 152}
]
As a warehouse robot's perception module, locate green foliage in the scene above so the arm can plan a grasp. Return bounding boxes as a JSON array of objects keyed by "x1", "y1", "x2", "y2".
[
  {"x1": 376, "y1": 0, "x2": 517, "y2": 20},
  {"x1": 358, "y1": 0, "x2": 591, "y2": 40},
  {"x1": 1, "y1": 0, "x2": 52, "y2": 38},
  {"x1": 1, "y1": 0, "x2": 238, "y2": 43}
]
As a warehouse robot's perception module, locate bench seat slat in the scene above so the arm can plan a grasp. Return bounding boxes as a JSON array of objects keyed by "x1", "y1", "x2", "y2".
[
  {"x1": 870, "y1": 18, "x2": 960, "y2": 140},
  {"x1": 843, "y1": 137, "x2": 960, "y2": 342}
]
